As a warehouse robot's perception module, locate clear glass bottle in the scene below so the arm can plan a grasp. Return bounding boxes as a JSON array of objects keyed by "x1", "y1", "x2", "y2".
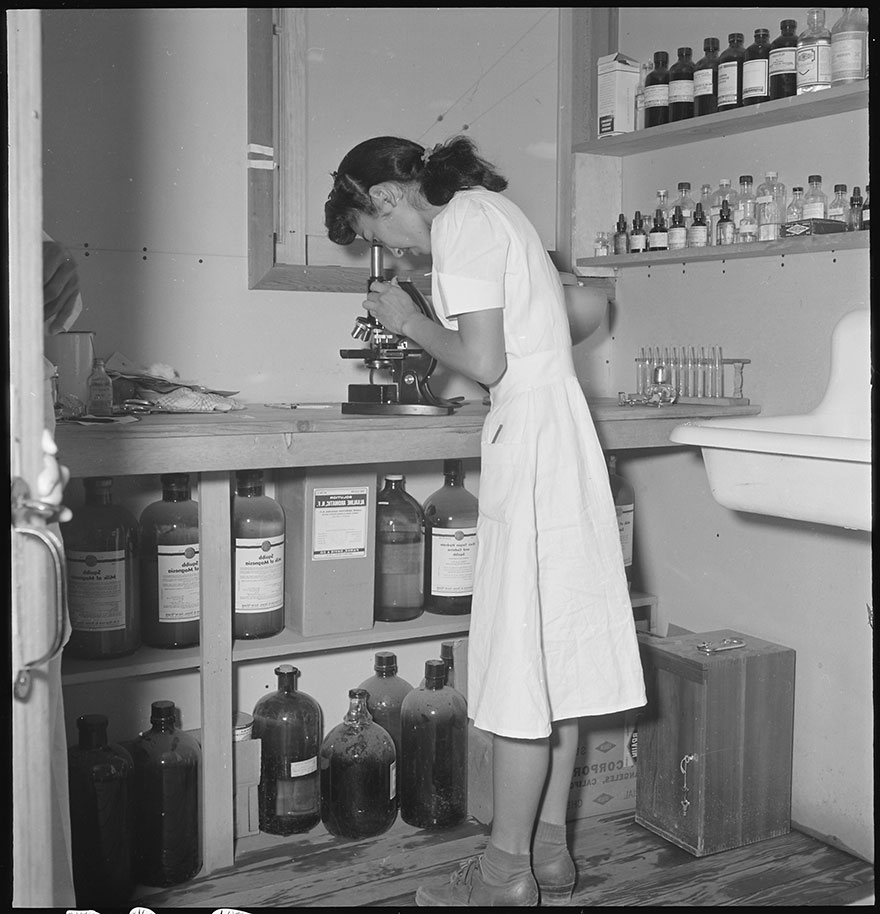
[
  {"x1": 667, "y1": 205, "x2": 687, "y2": 250},
  {"x1": 320, "y1": 688, "x2": 397, "y2": 840},
  {"x1": 400, "y1": 660, "x2": 468, "y2": 829},
  {"x1": 860, "y1": 184, "x2": 870, "y2": 230},
  {"x1": 742, "y1": 29, "x2": 771, "y2": 104},
  {"x1": 629, "y1": 211, "x2": 647, "y2": 253},
  {"x1": 375, "y1": 475, "x2": 425, "y2": 622},
  {"x1": 848, "y1": 186, "x2": 864, "y2": 230},
  {"x1": 672, "y1": 182, "x2": 696, "y2": 225},
  {"x1": 422, "y1": 459, "x2": 478, "y2": 615},
  {"x1": 635, "y1": 61, "x2": 652, "y2": 130},
  {"x1": 63, "y1": 476, "x2": 140, "y2": 660},
  {"x1": 802, "y1": 174, "x2": 828, "y2": 219},
  {"x1": 687, "y1": 202, "x2": 709, "y2": 247},
  {"x1": 86, "y1": 357, "x2": 113, "y2": 417},
  {"x1": 715, "y1": 199, "x2": 736, "y2": 245},
  {"x1": 128, "y1": 700, "x2": 201, "y2": 887},
  {"x1": 252, "y1": 664, "x2": 323, "y2": 835},
  {"x1": 699, "y1": 184, "x2": 714, "y2": 244},
  {"x1": 644, "y1": 51, "x2": 670, "y2": 127},
  {"x1": 668, "y1": 47, "x2": 695, "y2": 121},
  {"x1": 709, "y1": 178, "x2": 737, "y2": 244},
  {"x1": 139, "y1": 473, "x2": 200, "y2": 649},
  {"x1": 693, "y1": 37, "x2": 720, "y2": 116},
  {"x1": 358, "y1": 650, "x2": 414, "y2": 780},
  {"x1": 651, "y1": 189, "x2": 669, "y2": 226},
  {"x1": 232, "y1": 469, "x2": 285, "y2": 640},
  {"x1": 648, "y1": 209, "x2": 668, "y2": 251},
  {"x1": 68, "y1": 714, "x2": 135, "y2": 906},
  {"x1": 734, "y1": 175, "x2": 758, "y2": 242},
  {"x1": 613, "y1": 213, "x2": 630, "y2": 254},
  {"x1": 786, "y1": 186, "x2": 806, "y2": 221},
  {"x1": 593, "y1": 231, "x2": 610, "y2": 257},
  {"x1": 717, "y1": 33, "x2": 746, "y2": 110},
  {"x1": 769, "y1": 19, "x2": 799, "y2": 99},
  {"x1": 757, "y1": 171, "x2": 787, "y2": 241},
  {"x1": 607, "y1": 455, "x2": 634, "y2": 590},
  {"x1": 827, "y1": 184, "x2": 850, "y2": 223},
  {"x1": 797, "y1": 8, "x2": 832, "y2": 93},
  {"x1": 831, "y1": 8, "x2": 869, "y2": 84}
]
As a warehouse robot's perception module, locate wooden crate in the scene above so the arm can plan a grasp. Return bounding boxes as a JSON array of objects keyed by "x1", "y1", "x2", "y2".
[{"x1": 635, "y1": 629, "x2": 795, "y2": 857}]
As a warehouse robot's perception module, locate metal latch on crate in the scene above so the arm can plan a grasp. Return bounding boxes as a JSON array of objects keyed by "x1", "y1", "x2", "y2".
[{"x1": 696, "y1": 637, "x2": 745, "y2": 654}]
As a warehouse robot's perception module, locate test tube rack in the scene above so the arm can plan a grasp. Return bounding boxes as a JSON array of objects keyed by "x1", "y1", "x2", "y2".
[{"x1": 634, "y1": 346, "x2": 750, "y2": 404}]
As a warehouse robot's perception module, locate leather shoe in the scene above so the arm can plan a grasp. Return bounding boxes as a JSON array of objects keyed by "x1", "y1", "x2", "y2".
[
  {"x1": 533, "y1": 852, "x2": 576, "y2": 905},
  {"x1": 415, "y1": 856, "x2": 539, "y2": 907}
]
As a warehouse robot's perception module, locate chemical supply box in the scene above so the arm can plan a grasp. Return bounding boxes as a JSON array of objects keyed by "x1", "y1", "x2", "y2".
[
  {"x1": 781, "y1": 218, "x2": 849, "y2": 237},
  {"x1": 635, "y1": 629, "x2": 795, "y2": 857},
  {"x1": 597, "y1": 52, "x2": 640, "y2": 137}
]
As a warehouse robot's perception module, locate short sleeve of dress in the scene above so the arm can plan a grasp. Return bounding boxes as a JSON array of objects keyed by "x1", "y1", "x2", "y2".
[{"x1": 431, "y1": 194, "x2": 509, "y2": 321}]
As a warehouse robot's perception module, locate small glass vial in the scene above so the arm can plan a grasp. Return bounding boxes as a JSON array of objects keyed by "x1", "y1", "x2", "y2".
[
  {"x1": 802, "y1": 175, "x2": 827, "y2": 220},
  {"x1": 848, "y1": 186, "x2": 864, "y2": 231},
  {"x1": 629, "y1": 211, "x2": 647, "y2": 253},
  {"x1": 827, "y1": 184, "x2": 850, "y2": 224},
  {"x1": 786, "y1": 186, "x2": 805, "y2": 222},
  {"x1": 648, "y1": 209, "x2": 668, "y2": 251},
  {"x1": 613, "y1": 213, "x2": 630, "y2": 255},
  {"x1": 687, "y1": 202, "x2": 709, "y2": 247},
  {"x1": 87, "y1": 357, "x2": 113, "y2": 417},
  {"x1": 715, "y1": 199, "x2": 736, "y2": 245},
  {"x1": 860, "y1": 185, "x2": 870, "y2": 230},
  {"x1": 593, "y1": 231, "x2": 610, "y2": 257},
  {"x1": 734, "y1": 175, "x2": 758, "y2": 242},
  {"x1": 667, "y1": 205, "x2": 688, "y2": 250},
  {"x1": 797, "y1": 8, "x2": 832, "y2": 94}
]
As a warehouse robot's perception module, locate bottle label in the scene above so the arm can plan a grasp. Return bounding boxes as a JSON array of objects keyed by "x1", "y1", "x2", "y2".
[
  {"x1": 802, "y1": 201, "x2": 825, "y2": 219},
  {"x1": 430, "y1": 527, "x2": 477, "y2": 596},
  {"x1": 693, "y1": 69, "x2": 714, "y2": 97},
  {"x1": 288, "y1": 756, "x2": 318, "y2": 777},
  {"x1": 716, "y1": 222, "x2": 736, "y2": 245},
  {"x1": 831, "y1": 33, "x2": 866, "y2": 81},
  {"x1": 389, "y1": 761, "x2": 397, "y2": 801},
  {"x1": 66, "y1": 549, "x2": 128, "y2": 631},
  {"x1": 667, "y1": 226, "x2": 687, "y2": 250},
  {"x1": 311, "y1": 487, "x2": 369, "y2": 561},
  {"x1": 234, "y1": 536, "x2": 284, "y2": 611},
  {"x1": 643, "y1": 84, "x2": 669, "y2": 108},
  {"x1": 769, "y1": 47, "x2": 797, "y2": 76},
  {"x1": 796, "y1": 45, "x2": 831, "y2": 88},
  {"x1": 648, "y1": 230, "x2": 667, "y2": 249},
  {"x1": 157, "y1": 543, "x2": 200, "y2": 623},
  {"x1": 668, "y1": 79, "x2": 694, "y2": 104},
  {"x1": 616, "y1": 505, "x2": 634, "y2": 566},
  {"x1": 716, "y1": 61, "x2": 739, "y2": 105},
  {"x1": 687, "y1": 224, "x2": 708, "y2": 247},
  {"x1": 629, "y1": 233, "x2": 647, "y2": 252},
  {"x1": 742, "y1": 59, "x2": 769, "y2": 99},
  {"x1": 827, "y1": 204, "x2": 847, "y2": 221}
]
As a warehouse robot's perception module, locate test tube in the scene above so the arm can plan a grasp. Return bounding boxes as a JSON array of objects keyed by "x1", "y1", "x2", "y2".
[{"x1": 714, "y1": 346, "x2": 724, "y2": 397}]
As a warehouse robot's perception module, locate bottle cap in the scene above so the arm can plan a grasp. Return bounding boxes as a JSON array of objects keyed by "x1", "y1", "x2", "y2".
[
  {"x1": 349, "y1": 688, "x2": 368, "y2": 700},
  {"x1": 424, "y1": 659, "x2": 447, "y2": 687},
  {"x1": 852, "y1": 186, "x2": 862, "y2": 195},
  {"x1": 704, "y1": 37, "x2": 720, "y2": 51},
  {"x1": 653, "y1": 50, "x2": 668, "y2": 66},
  {"x1": 834, "y1": 184, "x2": 847, "y2": 193},
  {"x1": 150, "y1": 700, "x2": 177, "y2": 723},
  {"x1": 677, "y1": 47, "x2": 692, "y2": 57},
  {"x1": 754, "y1": 29, "x2": 769, "y2": 40},
  {"x1": 781, "y1": 20, "x2": 797, "y2": 31},
  {"x1": 792, "y1": 186, "x2": 804, "y2": 193},
  {"x1": 720, "y1": 178, "x2": 730, "y2": 185},
  {"x1": 729, "y1": 33, "x2": 744, "y2": 43},
  {"x1": 236, "y1": 468, "x2": 263, "y2": 484},
  {"x1": 440, "y1": 641, "x2": 455, "y2": 662},
  {"x1": 161, "y1": 472, "x2": 191, "y2": 487},
  {"x1": 374, "y1": 650, "x2": 398, "y2": 673},
  {"x1": 678, "y1": 182, "x2": 691, "y2": 191},
  {"x1": 808, "y1": 175, "x2": 822, "y2": 184},
  {"x1": 739, "y1": 175, "x2": 753, "y2": 184},
  {"x1": 385, "y1": 474, "x2": 405, "y2": 482},
  {"x1": 765, "y1": 171, "x2": 778, "y2": 179},
  {"x1": 275, "y1": 663, "x2": 299, "y2": 677},
  {"x1": 442, "y1": 459, "x2": 462, "y2": 476}
]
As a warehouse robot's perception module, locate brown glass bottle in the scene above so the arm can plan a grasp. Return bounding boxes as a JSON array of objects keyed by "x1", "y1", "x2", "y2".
[
  {"x1": 717, "y1": 33, "x2": 746, "y2": 110},
  {"x1": 63, "y1": 476, "x2": 140, "y2": 659},
  {"x1": 375, "y1": 475, "x2": 424, "y2": 622},
  {"x1": 643, "y1": 51, "x2": 670, "y2": 127},
  {"x1": 694, "y1": 37, "x2": 720, "y2": 116},
  {"x1": 139, "y1": 473, "x2": 200, "y2": 649},
  {"x1": 769, "y1": 19, "x2": 799, "y2": 99},
  {"x1": 742, "y1": 29, "x2": 771, "y2": 104},
  {"x1": 233, "y1": 469, "x2": 285, "y2": 639},
  {"x1": 668, "y1": 47, "x2": 695, "y2": 120},
  {"x1": 358, "y1": 651, "x2": 414, "y2": 769}
]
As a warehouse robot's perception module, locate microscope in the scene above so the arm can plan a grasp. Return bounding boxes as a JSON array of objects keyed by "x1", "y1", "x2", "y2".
[{"x1": 340, "y1": 242, "x2": 463, "y2": 416}]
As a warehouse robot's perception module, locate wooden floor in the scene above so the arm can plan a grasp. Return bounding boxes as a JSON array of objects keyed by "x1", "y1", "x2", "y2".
[{"x1": 135, "y1": 810, "x2": 874, "y2": 908}]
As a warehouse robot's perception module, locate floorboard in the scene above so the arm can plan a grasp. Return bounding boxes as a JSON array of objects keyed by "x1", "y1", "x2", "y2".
[{"x1": 134, "y1": 810, "x2": 874, "y2": 908}]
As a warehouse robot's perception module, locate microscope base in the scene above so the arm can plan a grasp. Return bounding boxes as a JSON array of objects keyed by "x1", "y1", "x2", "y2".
[{"x1": 341, "y1": 401, "x2": 456, "y2": 416}]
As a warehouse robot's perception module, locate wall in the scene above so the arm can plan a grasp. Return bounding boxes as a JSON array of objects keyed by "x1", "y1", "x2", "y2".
[{"x1": 43, "y1": 7, "x2": 872, "y2": 862}]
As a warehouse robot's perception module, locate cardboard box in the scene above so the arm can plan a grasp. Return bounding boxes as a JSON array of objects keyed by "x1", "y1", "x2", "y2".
[
  {"x1": 597, "y1": 52, "x2": 640, "y2": 137},
  {"x1": 781, "y1": 218, "x2": 848, "y2": 237},
  {"x1": 276, "y1": 468, "x2": 376, "y2": 637}
]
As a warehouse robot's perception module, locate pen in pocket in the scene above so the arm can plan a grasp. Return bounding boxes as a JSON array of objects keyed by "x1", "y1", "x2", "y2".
[{"x1": 490, "y1": 424, "x2": 503, "y2": 443}]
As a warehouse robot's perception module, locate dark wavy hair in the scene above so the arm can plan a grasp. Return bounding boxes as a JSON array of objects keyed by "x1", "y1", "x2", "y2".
[{"x1": 324, "y1": 135, "x2": 508, "y2": 245}]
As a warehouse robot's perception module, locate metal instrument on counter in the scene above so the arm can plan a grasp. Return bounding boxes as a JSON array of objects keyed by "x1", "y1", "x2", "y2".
[{"x1": 340, "y1": 242, "x2": 462, "y2": 416}]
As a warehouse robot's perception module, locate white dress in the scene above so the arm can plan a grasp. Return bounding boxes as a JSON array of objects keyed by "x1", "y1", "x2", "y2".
[{"x1": 431, "y1": 189, "x2": 646, "y2": 739}]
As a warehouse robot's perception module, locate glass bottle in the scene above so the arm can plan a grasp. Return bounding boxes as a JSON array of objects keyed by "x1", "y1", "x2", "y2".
[
  {"x1": 644, "y1": 51, "x2": 670, "y2": 128},
  {"x1": 375, "y1": 475, "x2": 424, "y2": 622},
  {"x1": 709, "y1": 178, "x2": 737, "y2": 245},
  {"x1": 742, "y1": 29, "x2": 771, "y2": 105},
  {"x1": 715, "y1": 199, "x2": 736, "y2": 245},
  {"x1": 650, "y1": 189, "x2": 669, "y2": 227},
  {"x1": 672, "y1": 182, "x2": 696, "y2": 225},
  {"x1": 687, "y1": 202, "x2": 709, "y2": 247},
  {"x1": 831, "y1": 8, "x2": 869, "y2": 84},
  {"x1": 802, "y1": 174, "x2": 828, "y2": 219},
  {"x1": 786, "y1": 186, "x2": 806, "y2": 222},
  {"x1": 757, "y1": 171, "x2": 787, "y2": 241},
  {"x1": 693, "y1": 37, "x2": 720, "y2": 116},
  {"x1": 128, "y1": 700, "x2": 201, "y2": 887},
  {"x1": 86, "y1": 357, "x2": 113, "y2": 417},
  {"x1": 635, "y1": 61, "x2": 652, "y2": 130},
  {"x1": 320, "y1": 688, "x2": 397, "y2": 840},
  {"x1": 358, "y1": 650, "x2": 414, "y2": 779},
  {"x1": 63, "y1": 476, "x2": 140, "y2": 660},
  {"x1": 860, "y1": 185, "x2": 870, "y2": 230},
  {"x1": 232, "y1": 469, "x2": 285, "y2": 640},
  {"x1": 593, "y1": 231, "x2": 610, "y2": 257},
  {"x1": 828, "y1": 184, "x2": 850, "y2": 223},
  {"x1": 848, "y1": 186, "x2": 864, "y2": 230},
  {"x1": 422, "y1": 459, "x2": 478, "y2": 615},
  {"x1": 648, "y1": 209, "x2": 668, "y2": 251},
  {"x1": 667, "y1": 205, "x2": 687, "y2": 250},
  {"x1": 252, "y1": 664, "x2": 323, "y2": 835},
  {"x1": 717, "y1": 33, "x2": 746, "y2": 111},
  {"x1": 699, "y1": 184, "x2": 714, "y2": 244},
  {"x1": 797, "y1": 8, "x2": 832, "y2": 93},
  {"x1": 400, "y1": 660, "x2": 468, "y2": 829},
  {"x1": 607, "y1": 455, "x2": 634, "y2": 591},
  {"x1": 613, "y1": 213, "x2": 630, "y2": 254},
  {"x1": 734, "y1": 175, "x2": 757, "y2": 242},
  {"x1": 440, "y1": 641, "x2": 459, "y2": 691},
  {"x1": 769, "y1": 19, "x2": 799, "y2": 99},
  {"x1": 668, "y1": 47, "x2": 695, "y2": 121},
  {"x1": 629, "y1": 211, "x2": 647, "y2": 253},
  {"x1": 68, "y1": 714, "x2": 135, "y2": 906},
  {"x1": 139, "y1": 473, "x2": 200, "y2": 649}
]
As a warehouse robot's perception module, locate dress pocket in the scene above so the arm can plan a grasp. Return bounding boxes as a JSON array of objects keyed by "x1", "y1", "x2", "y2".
[{"x1": 478, "y1": 440, "x2": 524, "y2": 524}]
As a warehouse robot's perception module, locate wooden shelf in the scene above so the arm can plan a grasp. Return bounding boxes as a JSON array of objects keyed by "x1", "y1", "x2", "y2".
[
  {"x1": 574, "y1": 82, "x2": 868, "y2": 157},
  {"x1": 576, "y1": 230, "x2": 868, "y2": 274}
]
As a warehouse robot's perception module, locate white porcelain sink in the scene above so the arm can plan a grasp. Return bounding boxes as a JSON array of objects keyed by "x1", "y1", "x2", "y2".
[{"x1": 670, "y1": 309, "x2": 871, "y2": 531}]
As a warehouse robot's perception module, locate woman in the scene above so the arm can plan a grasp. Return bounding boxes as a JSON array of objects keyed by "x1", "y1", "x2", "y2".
[{"x1": 325, "y1": 136, "x2": 645, "y2": 907}]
